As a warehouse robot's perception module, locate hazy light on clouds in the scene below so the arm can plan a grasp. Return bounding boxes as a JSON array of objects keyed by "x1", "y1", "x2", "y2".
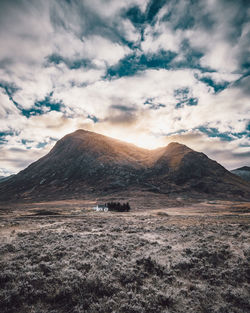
[{"x1": 0, "y1": 0, "x2": 249, "y2": 174}]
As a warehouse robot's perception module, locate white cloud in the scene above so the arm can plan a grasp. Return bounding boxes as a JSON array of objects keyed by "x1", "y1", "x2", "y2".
[
  {"x1": 0, "y1": 88, "x2": 19, "y2": 118},
  {"x1": 81, "y1": 35, "x2": 131, "y2": 67},
  {"x1": 52, "y1": 67, "x2": 249, "y2": 141},
  {"x1": 84, "y1": 0, "x2": 149, "y2": 18},
  {"x1": 0, "y1": 0, "x2": 249, "y2": 175},
  {"x1": 141, "y1": 20, "x2": 181, "y2": 54},
  {"x1": 117, "y1": 19, "x2": 141, "y2": 43},
  {"x1": 0, "y1": 0, "x2": 132, "y2": 110}
]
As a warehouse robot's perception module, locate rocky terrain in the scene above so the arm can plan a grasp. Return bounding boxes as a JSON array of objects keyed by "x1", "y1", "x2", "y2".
[
  {"x1": 0, "y1": 129, "x2": 249, "y2": 201},
  {"x1": 0, "y1": 200, "x2": 249, "y2": 313}
]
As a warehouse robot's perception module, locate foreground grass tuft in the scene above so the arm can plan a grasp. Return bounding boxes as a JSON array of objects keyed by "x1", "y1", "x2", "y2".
[{"x1": 0, "y1": 214, "x2": 249, "y2": 313}]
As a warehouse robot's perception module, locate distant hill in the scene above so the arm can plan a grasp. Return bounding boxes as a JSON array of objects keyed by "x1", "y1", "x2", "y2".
[
  {"x1": 0, "y1": 129, "x2": 249, "y2": 201},
  {"x1": 0, "y1": 175, "x2": 15, "y2": 183},
  {"x1": 231, "y1": 166, "x2": 250, "y2": 182}
]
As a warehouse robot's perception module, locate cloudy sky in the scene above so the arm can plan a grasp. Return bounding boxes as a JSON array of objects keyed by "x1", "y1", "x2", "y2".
[{"x1": 0, "y1": 0, "x2": 249, "y2": 175}]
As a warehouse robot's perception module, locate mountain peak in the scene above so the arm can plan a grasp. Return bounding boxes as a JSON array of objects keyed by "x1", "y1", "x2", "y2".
[
  {"x1": 74, "y1": 129, "x2": 88, "y2": 133},
  {"x1": 69, "y1": 129, "x2": 98, "y2": 137},
  {"x1": 167, "y1": 141, "x2": 185, "y2": 146},
  {"x1": 166, "y1": 141, "x2": 192, "y2": 152},
  {"x1": 0, "y1": 129, "x2": 249, "y2": 201}
]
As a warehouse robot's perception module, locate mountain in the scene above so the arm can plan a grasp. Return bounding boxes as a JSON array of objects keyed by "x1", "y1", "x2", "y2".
[
  {"x1": 0, "y1": 129, "x2": 249, "y2": 201},
  {"x1": 231, "y1": 166, "x2": 250, "y2": 182},
  {"x1": 0, "y1": 175, "x2": 15, "y2": 183}
]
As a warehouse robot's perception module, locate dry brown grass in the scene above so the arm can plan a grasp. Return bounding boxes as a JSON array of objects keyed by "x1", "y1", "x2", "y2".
[{"x1": 0, "y1": 199, "x2": 249, "y2": 313}]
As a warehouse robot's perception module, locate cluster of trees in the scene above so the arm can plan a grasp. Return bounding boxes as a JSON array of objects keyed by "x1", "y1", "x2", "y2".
[{"x1": 106, "y1": 202, "x2": 131, "y2": 212}]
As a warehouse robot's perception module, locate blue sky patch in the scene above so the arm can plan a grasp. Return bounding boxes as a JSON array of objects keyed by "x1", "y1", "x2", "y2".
[
  {"x1": 36, "y1": 142, "x2": 48, "y2": 149},
  {"x1": 197, "y1": 127, "x2": 244, "y2": 142},
  {"x1": 146, "y1": 0, "x2": 166, "y2": 24},
  {"x1": 199, "y1": 76, "x2": 230, "y2": 93},
  {"x1": 87, "y1": 114, "x2": 99, "y2": 123},
  {"x1": 0, "y1": 131, "x2": 15, "y2": 145},
  {"x1": 144, "y1": 98, "x2": 166, "y2": 110},
  {"x1": 125, "y1": 0, "x2": 166, "y2": 27},
  {"x1": 46, "y1": 54, "x2": 92, "y2": 70},
  {"x1": 35, "y1": 93, "x2": 63, "y2": 112},
  {"x1": 174, "y1": 87, "x2": 198, "y2": 108},
  {"x1": 106, "y1": 50, "x2": 177, "y2": 78},
  {"x1": 125, "y1": 6, "x2": 145, "y2": 26},
  {"x1": 0, "y1": 133, "x2": 8, "y2": 145},
  {"x1": 19, "y1": 93, "x2": 63, "y2": 118}
]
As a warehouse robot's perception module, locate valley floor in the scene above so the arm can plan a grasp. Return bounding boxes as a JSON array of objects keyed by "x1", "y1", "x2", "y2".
[{"x1": 0, "y1": 199, "x2": 249, "y2": 313}]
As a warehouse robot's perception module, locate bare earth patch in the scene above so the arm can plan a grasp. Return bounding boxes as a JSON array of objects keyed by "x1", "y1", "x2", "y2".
[{"x1": 0, "y1": 199, "x2": 249, "y2": 313}]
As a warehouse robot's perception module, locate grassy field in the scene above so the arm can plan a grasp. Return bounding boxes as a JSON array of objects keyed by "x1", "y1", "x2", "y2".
[{"x1": 0, "y1": 199, "x2": 249, "y2": 313}]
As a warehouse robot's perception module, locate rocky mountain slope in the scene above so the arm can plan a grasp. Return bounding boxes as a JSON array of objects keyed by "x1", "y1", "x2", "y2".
[
  {"x1": 231, "y1": 166, "x2": 250, "y2": 182},
  {"x1": 0, "y1": 129, "x2": 249, "y2": 201}
]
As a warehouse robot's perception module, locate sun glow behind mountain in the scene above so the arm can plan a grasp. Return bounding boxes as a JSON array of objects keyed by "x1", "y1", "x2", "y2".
[
  {"x1": 1, "y1": 128, "x2": 249, "y2": 202},
  {"x1": 0, "y1": 0, "x2": 249, "y2": 175},
  {"x1": 98, "y1": 129, "x2": 168, "y2": 150}
]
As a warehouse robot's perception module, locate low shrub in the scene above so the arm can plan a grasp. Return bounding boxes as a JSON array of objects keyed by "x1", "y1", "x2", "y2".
[{"x1": 106, "y1": 202, "x2": 131, "y2": 212}]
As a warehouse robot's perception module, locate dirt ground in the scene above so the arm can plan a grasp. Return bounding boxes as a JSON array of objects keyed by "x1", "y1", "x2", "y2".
[{"x1": 0, "y1": 198, "x2": 249, "y2": 313}]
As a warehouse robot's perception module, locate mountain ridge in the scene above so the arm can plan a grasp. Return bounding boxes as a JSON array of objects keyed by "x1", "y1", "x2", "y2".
[
  {"x1": 232, "y1": 166, "x2": 250, "y2": 172},
  {"x1": 231, "y1": 166, "x2": 250, "y2": 182},
  {"x1": 0, "y1": 129, "x2": 249, "y2": 201}
]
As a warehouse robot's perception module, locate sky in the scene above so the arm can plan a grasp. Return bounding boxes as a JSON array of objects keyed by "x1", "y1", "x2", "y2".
[{"x1": 0, "y1": 0, "x2": 249, "y2": 176}]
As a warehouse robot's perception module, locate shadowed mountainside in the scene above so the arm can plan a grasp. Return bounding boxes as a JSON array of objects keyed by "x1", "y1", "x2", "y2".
[{"x1": 0, "y1": 129, "x2": 249, "y2": 201}]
